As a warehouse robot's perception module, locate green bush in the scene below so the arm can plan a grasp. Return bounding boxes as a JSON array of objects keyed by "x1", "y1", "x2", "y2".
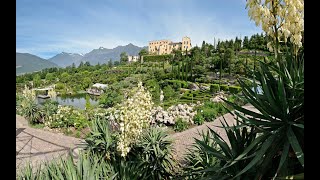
[
  {"x1": 55, "y1": 82, "x2": 65, "y2": 90},
  {"x1": 143, "y1": 54, "x2": 173, "y2": 62},
  {"x1": 84, "y1": 118, "x2": 115, "y2": 156},
  {"x1": 41, "y1": 100, "x2": 58, "y2": 122},
  {"x1": 132, "y1": 127, "x2": 177, "y2": 179},
  {"x1": 210, "y1": 84, "x2": 220, "y2": 93},
  {"x1": 215, "y1": 103, "x2": 227, "y2": 115},
  {"x1": 163, "y1": 80, "x2": 189, "y2": 89},
  {"x1": 183, "y1": 123, "x2": 257, "y2": 179},
  {"x1": 19, "y1": 96, "x2": 42, "y2": 124},
  {"x1": 201, "y1": 108, "x2": 217, "y2": 122},
  {"x1": 17, "y1": 152, "x2": 116, "y2": 180},
  {"x1": 193, "y1": 114, "x2": 205, "y2": 125},
  {"x1": 220, "y1": 84, "x2": 229, "y2": 91},
  {"x1": 229, "y1": 86, "x2": 242, "y2": 94},
  {"x1": 174, "y1": 118, "x2": 189, "y2": 132}
]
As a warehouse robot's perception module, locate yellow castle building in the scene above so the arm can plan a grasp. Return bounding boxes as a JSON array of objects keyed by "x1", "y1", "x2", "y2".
[{"x1": 148, "y1": 36, "x2": 192, "y2": 55}]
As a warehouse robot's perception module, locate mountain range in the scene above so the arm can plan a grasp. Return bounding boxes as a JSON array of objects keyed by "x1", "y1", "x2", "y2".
[
  {"x1": 49, "y1": 43, "x2": 147, "y2": 67},
  {"x1": 16, "y1": 43, "x2": 147, "y2": 75},
  {"x1": 16, "y1": 53, "x2": 58, "y2": 75}
]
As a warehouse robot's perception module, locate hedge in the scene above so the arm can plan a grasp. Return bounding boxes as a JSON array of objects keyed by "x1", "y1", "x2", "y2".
[
  {"x1": 209, "y1": 84, "x2": 241, "y2": 93},
  {"x1": 229, "y1": 86, "x2": 242, "y2": 94},
  {"x1": 220, "y1": 85, "x2": 229, "y2": 91},
  {"x1": 161, "y1": 80, "x2": 189, "y2": 89},
  {"x1": 210, "y1": 84, "x2": 220, "y2": 93},
  {"x1": 143, "y1": 54, "x2": 173, "y2": 62}
]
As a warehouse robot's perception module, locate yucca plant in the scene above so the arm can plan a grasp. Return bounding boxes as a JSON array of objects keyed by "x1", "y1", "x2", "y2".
[
  {"x1": 83, "y1": 118, "x2": 116, "y2": 156},
  {"x1": 131, "y1": 127, "x2": 177, "y2": 180},
  {"x1": 20, "y1": 96, "x2": 42, "y2": 124},
  {"x1": 183, "y1": 130, "x2": 220, "y2": 179},
  {"x1": 184, "y1": 118, "x2": 258, "y2": 180},
  {"x1": 223, "y1": 52, "x2": 304, "y2": 179},
  {"x1": 41, "y1": 100, "x2": 58, "y2": 122},
  {"x1": 17, "y1": 152, "x2": 117, "y2": 180}
]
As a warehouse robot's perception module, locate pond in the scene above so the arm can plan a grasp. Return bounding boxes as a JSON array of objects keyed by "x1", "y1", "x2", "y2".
[{"x1": 37, "y1": 94, "x2": 99, "y2": 109}]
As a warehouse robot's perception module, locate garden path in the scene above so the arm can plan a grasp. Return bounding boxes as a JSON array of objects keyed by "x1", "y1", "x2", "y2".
[
  {"x1": 16, "y1": 104, "x2": 258, "y2": 171},
  {"x1": 16, "y1": 115, "x2": 84, "y2": 171},
  {"x1": 170, "y1": 104, "x2": 259, "y2": 163}
]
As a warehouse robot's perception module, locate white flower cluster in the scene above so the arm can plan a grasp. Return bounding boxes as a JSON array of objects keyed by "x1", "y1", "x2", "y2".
[
  {"x1": 109, "y1": 82, "x2": 153, "y2": 157},
  {"x1": 150, "y1": 104, "x2": 198, "y2": 125},
  {"x1": 150, "y1": 106, "x2": 174, "y2": 125},
  {"x1": 22, "y1": 85, "x2": 36, "y2": 100},
  {"x1": 247, "y1": 0, "x2": 304, "y2": 51},
  {"x1": 45, "y1": 105, "x2": 82, "y2": 128}
]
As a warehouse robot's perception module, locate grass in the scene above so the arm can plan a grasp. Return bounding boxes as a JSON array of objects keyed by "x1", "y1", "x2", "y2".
[{"x1": 29, "y1": 123, "x2": 45, "y2": 129}]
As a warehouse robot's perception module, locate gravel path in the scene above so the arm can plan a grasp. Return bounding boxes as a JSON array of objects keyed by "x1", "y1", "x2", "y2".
[
  {"x1": 16, "y1": 115, "x2": 84, "y2": 171},
  {"x1": 170, "y1": 104, "x2": 259, "y2": 162}
]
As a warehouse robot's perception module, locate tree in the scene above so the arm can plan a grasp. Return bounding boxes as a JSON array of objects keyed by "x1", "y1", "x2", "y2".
[
  {"x1": 45, "y1": 73, "x2": 54, "y2": 82},
  {"x1": 78, "y1": 61, "x2": 84, "y2": 68},
  {"x1": 108, "y1": 59, "x2": 113, "y2": 68},
  {"x1": 82, "y1": 77, "x2": 91, "y2": 89},
  {"x1": 224, "y1": 48, "x2": 235, "y2": 75},
  {"x1": 139, "y1": 48, "x2": 148, "y2": 57},
  {"x1": 243, "y1": 36, "x2": 249, "y2": 49},
  {"x1": 60, "y1": 72, "x2": 70, "y2": 83},
  {"x1": 120, "y1": 52, "x2": 128, "y2": 64},
  {"x1": 114, "y1": 61, "x2": 120, "y2": 66},
  {"x1": 84, "y1": 61, "x2": 91, "y2": 66},
  {"x1": 33, "y1": 74, "x2": 41, "y2": 87}
]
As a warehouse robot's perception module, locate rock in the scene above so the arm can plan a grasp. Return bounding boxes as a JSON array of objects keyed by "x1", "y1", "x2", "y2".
[{"x1": 188, "y1": 83, "x2": 200, "y2": 90}]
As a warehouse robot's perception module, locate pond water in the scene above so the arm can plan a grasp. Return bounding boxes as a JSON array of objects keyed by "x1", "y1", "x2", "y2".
[{"x1": 37, "y1": 94, "x2": 99, "y2": 109}]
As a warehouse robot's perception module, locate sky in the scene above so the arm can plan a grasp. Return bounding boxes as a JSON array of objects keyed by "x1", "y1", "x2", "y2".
[{"x1": 16, "y1": 0, "x2": 262, "y2": 59}]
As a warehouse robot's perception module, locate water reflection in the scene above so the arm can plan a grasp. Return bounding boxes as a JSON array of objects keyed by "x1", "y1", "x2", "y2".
[{"x1": 37, "y1": 94, "x2": 99, "y2": 109}]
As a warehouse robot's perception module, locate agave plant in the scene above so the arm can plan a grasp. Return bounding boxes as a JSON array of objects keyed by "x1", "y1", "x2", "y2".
[
  {"x1": 20, "y1": 96, "x2": 42, "y2": 124},
  {"x1": 17, "y1": 152, "x2": 117, "y2": 180},
  {"x1": 224, "y1": 52, "x2": 304, "y2": 179},
  {"x1": 83, "y1": 118, "x2": 116, "y2": 156},
  {"x1": 131, "y1": 127, "x2": 177, "y2": 180},
  {"x1": 41, "y1": 100, "x2": 58, "y2": 122},
  {"x1": 184, "y1": 118, "x2": 258, "y2": 180}
]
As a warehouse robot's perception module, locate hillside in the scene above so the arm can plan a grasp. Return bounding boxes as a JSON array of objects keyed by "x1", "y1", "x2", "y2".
[
  {"x1": 80, "y1": 43, "x2": 146, "y2": 65},
  {"x1": 48, "y1": 52, "x2": 83, "y2": 68},
  {"x1": 16, "y1": 53, "x2": 59, "y2": 75}
]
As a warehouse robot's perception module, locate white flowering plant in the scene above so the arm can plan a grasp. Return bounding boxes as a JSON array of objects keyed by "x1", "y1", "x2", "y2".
[
  {"x1": 108, "y1": 81, "x2": 154, "y2": 157},
  {"x1": 45, "y1": 105, "x2": 88, "y2": 130},
  {"x1": 246, "y1": 0, "x2": 304, "y2": 57}
]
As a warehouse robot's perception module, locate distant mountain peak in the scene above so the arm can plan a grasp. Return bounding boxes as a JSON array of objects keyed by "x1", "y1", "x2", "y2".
[{"x1": 99, "y1": 47, "x2": 105, "y2": 50}]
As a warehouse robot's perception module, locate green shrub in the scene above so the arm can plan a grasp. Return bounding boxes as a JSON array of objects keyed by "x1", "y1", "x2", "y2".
[
  {"x1": 220, "y1": 84, "x2": 229, "y2": 91},
  {"x1": 210, "y1": 84, "x2": 220, "y2": 93},
  {"x1": 55, "y1": 82, "x2": 65, "y2": 90},
  {"x1": 201, "y1": 108, "x2": 217, "y2": 122},
  {"x1": 193, "y1": 114, "x2": 205, "y2": 125},
  {"x1": 41, "y1": 100, "x2": 58, "y2": 122},
  {"x1": 17, "y1": 152, "x2": 116, "y2": 180},
  {"x1": 132, "y1": 127, "x2": 177, "y2": 179},
  {"x1": 215, "y1": 103, "x2": 227, "y2": 115},
  {"x1": 163, "y1": 85, "x2": 178, "y2": 101},
  {"x1": 143, "y1": 54, "x2": 173, "y2": 62},
  {"x1": 84, "y1": 118, "x2": 115, "y2": 156},
  {"x1": 174, "y1": 118, "x2": 189, "y2": 132},
  {"x1": 229, "y1": 86, "x2": 242, "y2": 94},
  {"x1": 183, "y1": 130, "x2": 220, "y2": 179},
  {"x1": 20, "y1": 96, "x2": 42, "y2": 124},
  {"x1": 183, "y1": 123, "x2": 257, "y2": 179}
]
